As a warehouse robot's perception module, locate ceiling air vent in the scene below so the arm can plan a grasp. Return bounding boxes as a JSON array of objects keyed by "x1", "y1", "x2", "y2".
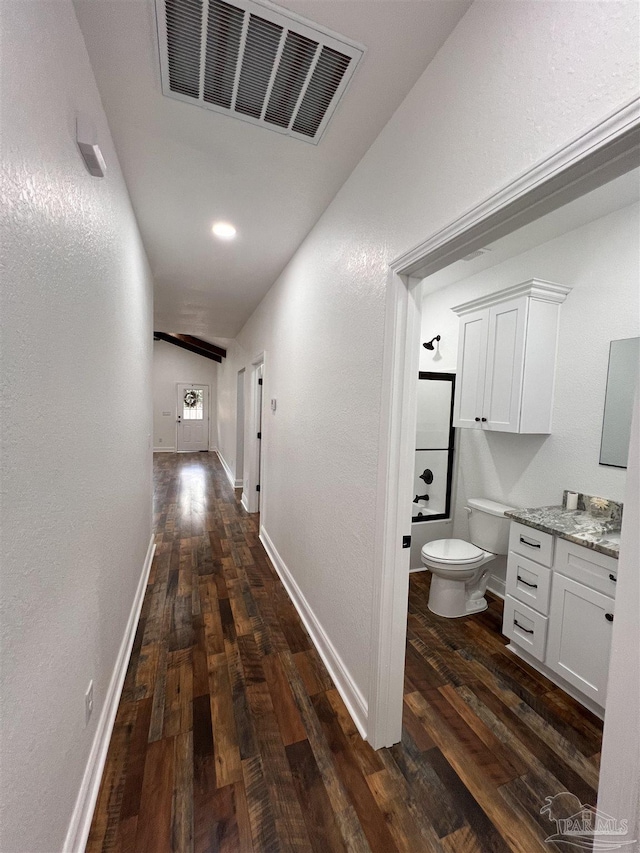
[{"x1": 155, "y1": 0, "x2": 365, "y2": 143}]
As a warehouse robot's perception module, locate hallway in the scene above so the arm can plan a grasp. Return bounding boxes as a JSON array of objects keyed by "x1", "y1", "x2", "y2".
[{"x1": 88, "y1": 453, "x2": 602, "y2": 853}]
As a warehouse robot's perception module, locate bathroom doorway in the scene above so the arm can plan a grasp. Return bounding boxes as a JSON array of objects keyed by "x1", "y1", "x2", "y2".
[{"x1": 367, "y1": 101, "x2": 640, "y2": 776}]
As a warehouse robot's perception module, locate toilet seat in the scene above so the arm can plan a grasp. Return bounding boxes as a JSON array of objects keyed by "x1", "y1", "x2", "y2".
[{"x1": 421, "y1": 538, "x2": 485, "y2": 566}]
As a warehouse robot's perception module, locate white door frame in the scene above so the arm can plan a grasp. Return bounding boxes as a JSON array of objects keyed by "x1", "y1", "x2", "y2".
[
  {"x1": 243, "y1": 352, "x2": 265, "y2": 514},
  {"x1": 368, "y1": 96, "x2": 640, "y2": 750},
  {"x1": 235, "y1": 369, "x2": 246, "y2": 489}
]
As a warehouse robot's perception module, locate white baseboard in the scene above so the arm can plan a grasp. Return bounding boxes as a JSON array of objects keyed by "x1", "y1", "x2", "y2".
[
  {"x1": 216, "y1": 450, "x2": 243, "y2": 489},
  {"x1": 259, "y1": 526, "x2": 368, "y2": 740},
  {"x1": 241, "y1": 492, "x2": 249, "y2": 512},
  {"x1": 153, "y1": 447, "x2": 176, "y2": 452},
  {"x1": 487, "y1": 574, "x2": 506, "y2": 599},
  {"x1": 63, "y1": 535, "x2": 156, "y2": 853}
]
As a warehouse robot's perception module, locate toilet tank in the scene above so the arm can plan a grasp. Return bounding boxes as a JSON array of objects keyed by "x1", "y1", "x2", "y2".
[{"x1": 467, "y1": 497, "x2": 517, "y2": 554}]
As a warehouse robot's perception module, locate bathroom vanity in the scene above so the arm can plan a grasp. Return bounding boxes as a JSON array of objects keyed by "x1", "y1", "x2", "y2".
[{"x1": 502, "y1": 501, "x2": 621, "y2": 717}]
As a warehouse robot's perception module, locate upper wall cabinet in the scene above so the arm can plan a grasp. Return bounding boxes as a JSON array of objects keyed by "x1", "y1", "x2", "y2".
[{"x1": 451, "y1": 280, "x2": 571, "y2": 433}]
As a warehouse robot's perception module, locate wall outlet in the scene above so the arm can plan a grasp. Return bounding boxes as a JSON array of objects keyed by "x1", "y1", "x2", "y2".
[{"x1": 85, "y1": 680, "x2": 94, "y2": 726}]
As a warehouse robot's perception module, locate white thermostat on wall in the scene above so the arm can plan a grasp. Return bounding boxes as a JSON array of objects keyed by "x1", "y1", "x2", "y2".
[{"x1": 270, "y1": 398, "x2": 277, "y2": 412}]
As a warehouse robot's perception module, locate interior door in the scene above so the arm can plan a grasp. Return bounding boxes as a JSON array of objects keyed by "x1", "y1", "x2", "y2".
[
  {"x1": 176, "y1": 383, "x2": 209, "y2": 451},
  {"x1": 256, "y1": 366, "x2": 263, "y2": 509}
]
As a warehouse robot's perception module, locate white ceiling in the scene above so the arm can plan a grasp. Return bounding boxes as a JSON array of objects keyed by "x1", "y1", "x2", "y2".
[
  {"x1": 423, "y1": 168, "x2": 640, "y2": 294},
  {"x1": 74, "y1": 0, "x2": 472, "y2": 338}
]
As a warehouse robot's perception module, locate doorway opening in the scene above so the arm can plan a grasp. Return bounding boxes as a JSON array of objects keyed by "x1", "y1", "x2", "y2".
[
  {"x1": 242, "y1": 353, "x2": 265, "y2": 515},
  {"x1": 176, "y1": 383, "x2": 209, "y2": 452},
  {"x1": 236, "y1": 369, "x2": 246, "y2": 489},
  {"x1": 368, "y1": 98, "x2": 640, "y2": 774}
]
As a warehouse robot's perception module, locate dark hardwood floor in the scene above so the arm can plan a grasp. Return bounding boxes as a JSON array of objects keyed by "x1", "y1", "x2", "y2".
[{"x1": 88, "y1": 452, "x2": 602, "y2": 852}]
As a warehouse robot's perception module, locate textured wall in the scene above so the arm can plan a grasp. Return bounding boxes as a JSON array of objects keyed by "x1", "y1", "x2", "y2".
[
  {"x1": 0, "y1": 1, "x2": 153, "y2": 849},
  {"x1": 152, "y1": 340, "x2": 218, "y2": 451},
  {"x1": 216, "y1": 1, "x2": 639, "y2": 712},
  {"x1": 420, "y1": 202, "x2": 639, "y2": 587},
  {"x1": 216, "y1": 338, "x2": 249, "y2": 483}
]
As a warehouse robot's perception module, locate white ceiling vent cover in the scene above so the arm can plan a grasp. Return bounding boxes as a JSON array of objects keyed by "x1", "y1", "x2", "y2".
[{"x1": 155, "y1": 0, "x2": 365, "y2": 143}]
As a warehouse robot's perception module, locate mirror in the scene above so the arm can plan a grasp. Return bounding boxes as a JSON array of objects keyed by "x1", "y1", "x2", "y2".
[{"x1": 600, "y1": 337, "x2": 639, "y2": 468}]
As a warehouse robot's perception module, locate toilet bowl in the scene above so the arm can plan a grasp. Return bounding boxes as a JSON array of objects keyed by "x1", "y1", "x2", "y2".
[{"x1": 420, "y1": 497, "x2": 516, "y2": 618}]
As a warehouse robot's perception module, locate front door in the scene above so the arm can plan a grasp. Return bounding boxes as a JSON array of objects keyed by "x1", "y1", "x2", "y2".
[{"x1": 176, "y1": 383, "x2": 209, "y2": 451}]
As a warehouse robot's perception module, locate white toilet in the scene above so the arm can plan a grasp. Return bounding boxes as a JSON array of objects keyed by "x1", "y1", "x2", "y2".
[{"x1": 420, "y1": 497, "x2": 515, "y2": 618}]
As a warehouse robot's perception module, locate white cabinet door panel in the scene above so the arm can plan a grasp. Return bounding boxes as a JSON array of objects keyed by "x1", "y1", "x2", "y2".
[
  {"x1": 482, "y1": 297, "x2": 527, "y2": 432},
  {"x1": 453, "y1": 309, "x2": 487, "y2": 429},
  {"x1": 547, "y1": 574, "x2": 614, "y2": 706}
]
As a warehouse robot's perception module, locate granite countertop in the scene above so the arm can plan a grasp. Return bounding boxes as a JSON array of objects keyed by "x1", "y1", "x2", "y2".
[{"x1": 505, "y1": 506, "x2": 621, "y2": 559}]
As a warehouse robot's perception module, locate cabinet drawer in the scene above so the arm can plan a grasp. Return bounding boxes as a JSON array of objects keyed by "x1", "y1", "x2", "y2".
[
  {"x1": 509, "y1": 521, "x2": 554, "y2": 567},
  {"x1": 554, "y1": 537, "x2": 618, "y2": 596},
  {"x1": 503, "y1": 595, "x2": 548, "y2": 662},
  {"x1": 506, "y1": 552, "x2": 552, "y2": 614}
]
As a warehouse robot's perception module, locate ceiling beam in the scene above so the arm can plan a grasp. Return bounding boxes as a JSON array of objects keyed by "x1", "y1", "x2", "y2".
[
  {"x1": 169, "y1": 334, "x2": 227, "y2": 359},
  {"x1": 154, "y1": 332, "x2": 223, "y2": 363}
]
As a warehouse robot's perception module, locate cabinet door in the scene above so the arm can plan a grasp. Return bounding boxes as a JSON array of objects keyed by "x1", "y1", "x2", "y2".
[
  {"x1": 452, "y1": 309, "x2": 488, "y2": 429},
  {"x1": 547, "y1": 574, "x2": 614, "y2": 707},
  {"x1": 482, "y1": 296, "x2": 527, "y2": 432}
]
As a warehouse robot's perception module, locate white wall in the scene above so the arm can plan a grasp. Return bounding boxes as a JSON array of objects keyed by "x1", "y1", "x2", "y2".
[
  {"x1": 216, "y1": 1, "x2": 639, "y2": 723},
  {"x1": 153, "y1": 340, "x2": 218, "y2": 452},
  {"x1": 216, "y1": 338, "x2": 247, "y2": 483},
  {"x1": 419, "y1": 202, "x2": 639, "y2": 590},
  {"x1": 0, "y1": 2, "x2": 153, "y2": 850}
]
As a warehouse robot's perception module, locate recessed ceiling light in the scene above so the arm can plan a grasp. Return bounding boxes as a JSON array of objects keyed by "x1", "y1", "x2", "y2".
[{"x1": 212, "y1": 221, "x2": 237, "y2": 240}]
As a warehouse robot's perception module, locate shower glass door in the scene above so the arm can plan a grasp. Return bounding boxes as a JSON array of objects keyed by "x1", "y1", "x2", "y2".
[{"x1": 413, "y1": 372, "x2": 455, "y2": 522}]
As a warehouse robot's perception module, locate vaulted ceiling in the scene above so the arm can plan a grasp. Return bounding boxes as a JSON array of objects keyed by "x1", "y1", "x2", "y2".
[{"x1": 75, "y1": 0, "x2": 471, "y2": 338}]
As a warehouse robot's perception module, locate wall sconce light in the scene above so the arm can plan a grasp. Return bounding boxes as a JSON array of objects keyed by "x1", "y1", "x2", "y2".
[{"x1": 423, "y1": 335, "x2": 441, "y2": 351}]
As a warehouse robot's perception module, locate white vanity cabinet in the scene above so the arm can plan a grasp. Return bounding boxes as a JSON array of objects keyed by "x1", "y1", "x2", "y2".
[
  {"x1": 452, "y1": 279, "x2": 571, "y2": 433},
  {"x1": 503, "y1": 523, "x2": 617, "y2": 715},
  {"x1": 546, "y1": 539, "x2": 617, "y2": 707}
]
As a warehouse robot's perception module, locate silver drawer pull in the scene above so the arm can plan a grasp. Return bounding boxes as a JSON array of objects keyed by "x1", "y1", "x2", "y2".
[
  {"x1": 514, "y1": 619, "x2": 534, "y2": 634},
  {"x1": 517, "y1": 575, "x2": 538, "y2": 589},
  {"x1": 609, "y1": 574, "x2": 617, "y2": 583},
  {"x1": 520, "y1": 535, "x2": 541, "y2": 549}
]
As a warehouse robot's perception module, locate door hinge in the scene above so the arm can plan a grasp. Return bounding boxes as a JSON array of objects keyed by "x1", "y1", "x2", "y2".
[
  {"x1": 256, "y1": 484, "x2": 260, "y2": 492},
  {"x1": 402, "y1": 535, "x2": 411, "y2": 549},
  {"x1": 258, "y1": 378, "x2": 263, "y2": 385},
  {"x1": 257, "y1": 431, "x2": 261, "y2": 439}
]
